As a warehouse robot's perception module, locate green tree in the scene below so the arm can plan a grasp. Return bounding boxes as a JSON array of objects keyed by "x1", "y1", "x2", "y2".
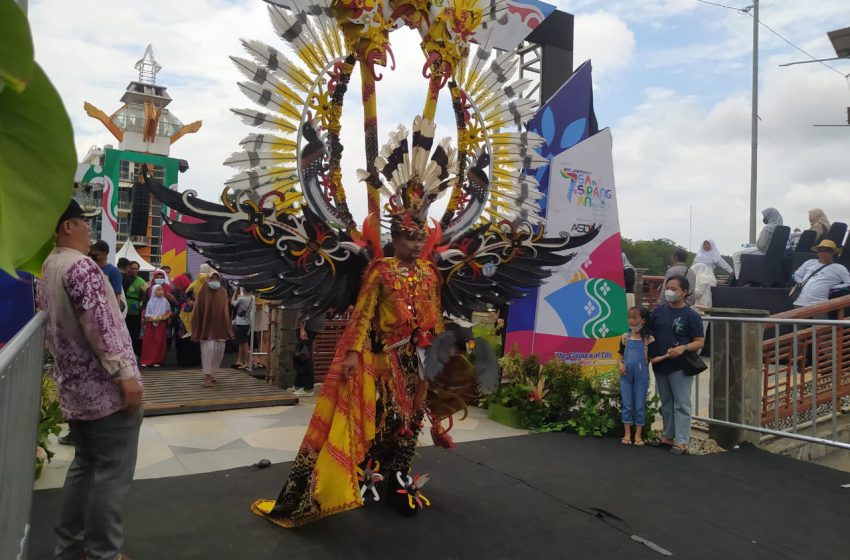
[
  {"x1": 622, "y1": 238, "x2": 733, "y2": 276},
  {"x1": 621, "y1": 238, "x2": 685, "y2": 276}
]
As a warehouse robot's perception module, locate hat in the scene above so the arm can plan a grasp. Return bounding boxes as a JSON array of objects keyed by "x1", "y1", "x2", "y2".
[
  {"x1": 812, "y1": 239, "x2": 841, "y2": 254},
  {"x1": 55, "y1": 199, "x2": 100, "y2": 231}
]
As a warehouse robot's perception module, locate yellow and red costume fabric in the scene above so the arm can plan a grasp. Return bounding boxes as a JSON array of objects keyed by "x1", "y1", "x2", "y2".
[{"x1": 252, "y1": 257, "x2": 443, "y2": 527}]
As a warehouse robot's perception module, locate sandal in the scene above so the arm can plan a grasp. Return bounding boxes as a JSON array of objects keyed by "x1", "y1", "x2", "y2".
[
  {"x1": 634, "y1": 439, "x2": 645, "y2": 447},
  {"x1": 202, "y1": 375, "x2": 215, "y2": 388},
  {"x1": 670, "y1": 445, "x2": 689, "y2": 455},
  {"x1": 620, "y1": 437, "x2": 632, "y2": 445}
]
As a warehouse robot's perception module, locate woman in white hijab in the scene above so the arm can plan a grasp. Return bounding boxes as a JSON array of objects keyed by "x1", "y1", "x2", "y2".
[
  {"x1": 691, "y1": 262, "x2": 716, "y2": 352},
  {"x1": 694, "y1": 239, "x2": 733, "y2": 276},
  {"x1": 140, "y1": 285, "x2": 172, "y2": 367}
]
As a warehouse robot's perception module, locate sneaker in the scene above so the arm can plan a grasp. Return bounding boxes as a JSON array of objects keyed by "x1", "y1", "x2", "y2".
[{"x1": 293, "y1": 388, "x2": 314, "y2": 397}]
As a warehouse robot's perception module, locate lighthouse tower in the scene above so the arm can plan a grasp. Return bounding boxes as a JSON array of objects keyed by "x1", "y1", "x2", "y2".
[{"x1": 76, "y1": 45, "x2": 202, "y2": 271}]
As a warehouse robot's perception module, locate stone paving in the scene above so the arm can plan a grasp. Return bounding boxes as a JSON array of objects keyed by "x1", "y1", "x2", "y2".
[{"x1": 35, "y1": 395, "x2": 528, "y2": 490}]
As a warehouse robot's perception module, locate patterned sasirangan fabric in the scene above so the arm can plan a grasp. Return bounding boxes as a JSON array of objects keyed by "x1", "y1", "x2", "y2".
[
  {"x1": 39, "y1": 248, "x2": 141, "y2": 420},
  {"x1": 252, "y1": 257, "x2": 443, "y2": 527}
]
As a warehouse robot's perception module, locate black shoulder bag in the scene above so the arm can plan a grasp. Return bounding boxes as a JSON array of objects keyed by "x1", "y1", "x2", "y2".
[{"x1": 789, "y1": 263, "x2": 831, "y2": 300}]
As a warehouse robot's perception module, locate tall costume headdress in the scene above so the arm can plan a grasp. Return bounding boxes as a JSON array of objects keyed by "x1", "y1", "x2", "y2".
[{"x1": 146, "y1": 0, "x2": 601, "y2": 527}]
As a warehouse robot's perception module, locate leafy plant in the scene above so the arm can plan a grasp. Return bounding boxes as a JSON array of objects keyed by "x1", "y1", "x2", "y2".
[
  {"x1": 36, "y1": 373, "x2": 63, "y2": 477},
  {"x1": 567, "y1": 372, "x2": 621, "y2": 437},
  {"x1": 497, "y1": 349, "x2": 541, "y2": 386},
  {"x1": 0, "y1": 0, "x2": 76, "y2": 275}
]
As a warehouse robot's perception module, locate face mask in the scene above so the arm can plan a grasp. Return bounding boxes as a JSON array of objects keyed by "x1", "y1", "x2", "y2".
[
  {"x1": 664, "y1": 289, "x2": 681, "y2": 303},
  {"x1": 629, "y1": 324, "x2": 644, "y2": 333},
  {"x1": 154, "y1": 278, "x2": 166, "y2": 285},
  {"x1": 208, "y1": 281, "x2": 221, "y2": 290}
]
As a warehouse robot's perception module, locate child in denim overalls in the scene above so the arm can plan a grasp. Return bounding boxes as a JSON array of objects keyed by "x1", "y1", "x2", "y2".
[{"x1": 618, "y1": 306, "x2": 653, "y2": 445}]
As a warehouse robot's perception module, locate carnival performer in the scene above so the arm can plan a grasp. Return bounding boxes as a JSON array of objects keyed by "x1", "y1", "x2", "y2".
[
  {"x1": 145, "y1": 0, "x2": 603, "y2": 531},
  {"x1": 251, "y1": 215, "x2": 442, "y2": 525}
]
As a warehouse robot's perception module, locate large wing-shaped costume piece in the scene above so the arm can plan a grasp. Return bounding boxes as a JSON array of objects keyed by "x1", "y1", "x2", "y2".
[
  {"x1": 437, "y1": 221, "x2": 601, "y2": 320},
  {"x1": 148, "y1": 0, "x2": 601, "y2": 322},
  {"x1": 145, "y1": 173, "x2": 369, "y2": 315}
]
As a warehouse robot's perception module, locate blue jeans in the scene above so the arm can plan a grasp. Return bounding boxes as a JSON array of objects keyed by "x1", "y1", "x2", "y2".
[
  {"x1": 55, "y1": 408, "x2": 142, "y2": 560},
  {"x1": 621, "y1": 340, "x2": 650, "y2": 425},
  {"x1": 654, "y1": 370, "x2": 693, "y2": 445}
]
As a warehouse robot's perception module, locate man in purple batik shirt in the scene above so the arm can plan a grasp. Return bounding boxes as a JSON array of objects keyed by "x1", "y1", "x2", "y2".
[{"x1": 39, "y1": 199, "x2": 143, "y2": 560}]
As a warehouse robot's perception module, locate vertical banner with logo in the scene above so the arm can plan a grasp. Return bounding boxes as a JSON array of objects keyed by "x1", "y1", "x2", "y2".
[
  {"x1": 80, "y1": 163, "x2": 119, "y2": 263},
  {"x1": 505, "y1": 61, "x2": 597, "y2": 355},
  {"x1": 531, "y1": 129, "x2": 627, "y2": 373}
]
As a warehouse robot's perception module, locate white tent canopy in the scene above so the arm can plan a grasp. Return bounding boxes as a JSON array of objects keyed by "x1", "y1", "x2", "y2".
[{"x1": 115, "y1": 240, "x2": 155, "y2": 272}]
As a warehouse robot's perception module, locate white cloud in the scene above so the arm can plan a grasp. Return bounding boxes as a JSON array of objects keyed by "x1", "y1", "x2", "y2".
[
  {"x1": 573, "y1": 11, "x2": 636, "y2": 79},
  {"x1": 560, "y1": 0, "x2": 697, "y2": 23},
  {"x1": 28, "y1": 1, "x2": 461, "y2": 228},
  {"x1": 614, "y1": 59, "x2": 850, "y2": 254},
  {"x1": 27, "y1": 0, "x2": 850, "y2": 258}
]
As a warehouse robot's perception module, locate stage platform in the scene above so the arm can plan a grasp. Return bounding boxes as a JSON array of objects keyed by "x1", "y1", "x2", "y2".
[
  {"x1": 141, "y1": 368, "x2": 297, "y2": 416},
  {"x1": 28, "y1": 433, "x2": 850, "y2": 560}
]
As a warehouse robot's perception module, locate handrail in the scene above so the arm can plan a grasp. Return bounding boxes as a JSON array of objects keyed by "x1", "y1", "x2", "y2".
[
  {"x1": 0, "y1": 312, "x2": 46, "y2": 366},
  {"x1": 771, "y1": 294, "x2": 850, "y2": 319},
  {"x1": 0, "y1": 311, "x2": 47, "y2": 560}
]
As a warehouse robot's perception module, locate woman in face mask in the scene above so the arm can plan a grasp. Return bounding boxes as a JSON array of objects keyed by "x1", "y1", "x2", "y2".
[
  {"x1": 147, "y1": 268, "x2": 177, "y2": 305},
  {"x1": 648, "y1": 275, "x2": 705, "y2": 455},
  {"x1": 191, "y1": 270, "x2": 234, "y2": 387}
]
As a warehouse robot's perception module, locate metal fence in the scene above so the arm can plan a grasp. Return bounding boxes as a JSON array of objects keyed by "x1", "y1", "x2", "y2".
[
  {"x1": 694, "y1": 315, "x2": 850, "y2": 451},
  {"x1": 0, "y1": 312, "x2": 47, "y2": 560}
]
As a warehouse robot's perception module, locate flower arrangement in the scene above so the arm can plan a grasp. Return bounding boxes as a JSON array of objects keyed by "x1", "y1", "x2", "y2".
[
  {"x1": 37, "y1": 372, "x2": 63, "y2": 478},
  {"x1": 484, "y1": 349, "x2": 659, "y2": 438}
]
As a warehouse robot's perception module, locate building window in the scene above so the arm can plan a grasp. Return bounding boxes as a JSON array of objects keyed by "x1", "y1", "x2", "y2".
[{"x1": 119, "y1": 160, "x2": 131, "y2": 182}]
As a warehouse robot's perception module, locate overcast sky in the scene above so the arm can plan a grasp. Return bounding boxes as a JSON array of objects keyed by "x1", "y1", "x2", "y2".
[{"x1": 29, "y1": 0, "x2": 850, "y2": 255}]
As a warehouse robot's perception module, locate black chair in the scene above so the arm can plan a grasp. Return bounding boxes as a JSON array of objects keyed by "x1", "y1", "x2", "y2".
[
  {"x1": 794, "y1": 229, "x2": 817, "y2": 252},
  {"x1": 738, "y1": 225, "x2": 791, "y2": 287},
  {"x1": 790, "y1": 229, "x2": 818, "y2": 273},
  {"x1": 827, "y1": 222, "x2": 847, "y2": 246},
  {"x1": 838, "y1": 241, "x2": 850, "y2": 271}
]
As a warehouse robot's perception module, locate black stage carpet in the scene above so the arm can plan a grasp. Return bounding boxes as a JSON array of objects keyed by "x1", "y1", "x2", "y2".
[{"x1": 29, "y1": 433, "x2": 850, "y2": 560}]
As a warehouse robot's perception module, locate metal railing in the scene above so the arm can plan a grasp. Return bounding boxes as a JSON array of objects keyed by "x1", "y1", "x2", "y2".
[
  {"x1": 0, "y1": 312, "x2": 47, "y2": 560},
  {"x1": 694, "y1": 314, "x2": 850, "y2": 451}
]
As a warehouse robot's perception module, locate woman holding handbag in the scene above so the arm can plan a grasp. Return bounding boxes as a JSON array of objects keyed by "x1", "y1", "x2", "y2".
[{"x1": 649, "y1": 275, "x2": 705, "y2": 455}]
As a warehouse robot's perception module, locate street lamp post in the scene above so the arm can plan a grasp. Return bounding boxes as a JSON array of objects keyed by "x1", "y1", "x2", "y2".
[{"x1": 748, "y1": 0, "x2": 759, "y2": 244}]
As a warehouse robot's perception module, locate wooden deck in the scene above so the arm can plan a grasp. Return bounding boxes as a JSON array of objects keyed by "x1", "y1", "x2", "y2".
[{"x1": 141, "y1": 368, "x2": 298, "y2": 416}]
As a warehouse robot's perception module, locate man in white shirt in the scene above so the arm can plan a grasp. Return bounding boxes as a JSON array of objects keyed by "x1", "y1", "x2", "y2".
[{"x1": 792, "y1": 240, "x2": 850, "y2": 307}]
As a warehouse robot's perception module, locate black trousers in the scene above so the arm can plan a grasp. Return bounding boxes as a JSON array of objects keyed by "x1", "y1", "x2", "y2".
[
  {"x1": 125, "y1": 314, "x2": 141, "y2": 356},
  {"x1": 294, "y1": 330, "x2": 319, "y2": 390}
]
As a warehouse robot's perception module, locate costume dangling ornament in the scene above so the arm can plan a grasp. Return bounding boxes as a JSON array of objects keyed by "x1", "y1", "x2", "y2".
[{"x1": 146, "y1": 0, "x2": 601, "y2": 528}]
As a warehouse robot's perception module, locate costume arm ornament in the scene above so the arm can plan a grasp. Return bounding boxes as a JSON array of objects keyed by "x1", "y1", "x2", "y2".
[
  {"x1": 440, "y1": 83, "x2": 469, "y2": 229},
  {"x1": 343, "y1": 263, "x2": 383, "y2": 355}
]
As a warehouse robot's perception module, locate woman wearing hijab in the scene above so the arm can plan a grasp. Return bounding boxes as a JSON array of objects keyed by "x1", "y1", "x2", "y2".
[
  {"x1": 808, "y1": 209, "x2": 830, "y2": 244},
  {"x1": 622, "y1": 253, "x2": 636, "y2": 307},
  {"x1": 694, "y1": 239, "x2": 733, "y2": 276},
  {"x1": 732, "y1": 207, "x2": 783, "y2": 278},
  {"x1": 140, "y1": 285, "x2": 172, "y2": 367},
  {"x1": 691, "y1": 261, "x2": 716, "y2": 344},
  {"x1": 192, "y1": 270, "x2": 233, "y2": 387}
]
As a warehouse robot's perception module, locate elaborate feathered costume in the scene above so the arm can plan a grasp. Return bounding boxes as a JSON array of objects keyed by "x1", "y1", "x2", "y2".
[{"x1": 146, "y1": 0, "x2": 600, "y2": 527}]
